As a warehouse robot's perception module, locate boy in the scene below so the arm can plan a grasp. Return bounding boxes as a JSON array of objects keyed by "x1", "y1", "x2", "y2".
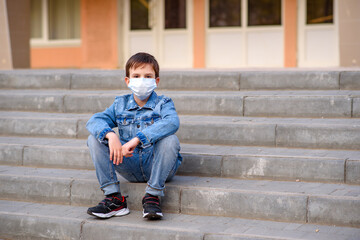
[{"x1": 86, "y1": 52, "x2": 182, "y2": 220}]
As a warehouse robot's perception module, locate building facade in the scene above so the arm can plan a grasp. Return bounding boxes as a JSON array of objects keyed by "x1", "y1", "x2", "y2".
[{"x1": 21, "y1": 0, "x2": 360, "y2": 69}]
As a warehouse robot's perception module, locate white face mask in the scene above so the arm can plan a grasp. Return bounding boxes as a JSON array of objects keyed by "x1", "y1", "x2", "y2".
[{"x1": 128, "y1": 78, "x2": 157, "y2": 101}]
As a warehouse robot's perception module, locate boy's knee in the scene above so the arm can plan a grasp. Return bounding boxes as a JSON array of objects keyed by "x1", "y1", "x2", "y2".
[{"x1": 155, "y1": 135, "x2": 180, "y2": 150}]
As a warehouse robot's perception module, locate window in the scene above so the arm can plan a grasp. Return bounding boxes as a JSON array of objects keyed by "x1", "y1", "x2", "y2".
[
  {"x1": 30, "y1": 0, "x2": 81, "y2": 45},
  {"x1": 248, "y1": 0, "x2": 282, "y2": 26},
  {"x1": 31, "y1": 0, "x2": 42, "y2": 38},
  {"x1": 130, "y1": 0, "x2": 150, "y2": 30},
  {"x1": 165, "y1": 0, "x2": 186, "y2": 29},
  {"x1": 209, "y1": 0, "x2": 282, "y2": 28},
  {"x1": 209, "y1": 0, "x2": 241, "y2": 27},
  {"x1": 48, "y1": 0, "x2": 80, "y2": 39},
  {"x1": 307, "y1": 0, "x2": 333, "y2": 24}
]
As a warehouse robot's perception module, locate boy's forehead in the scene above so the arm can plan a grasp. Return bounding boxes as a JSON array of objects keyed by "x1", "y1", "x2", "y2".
[{"x1": 130, "y1": 63, "x2": 155, "y2": 74}]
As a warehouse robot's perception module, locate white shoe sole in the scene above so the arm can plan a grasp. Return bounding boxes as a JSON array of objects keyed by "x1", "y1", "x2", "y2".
[
  {"x1": 91, "y1": 208, "x2": 130, "y2": 219},
  {"x1": 143, "y1": 210, "x2": 163, "y2": 219}
]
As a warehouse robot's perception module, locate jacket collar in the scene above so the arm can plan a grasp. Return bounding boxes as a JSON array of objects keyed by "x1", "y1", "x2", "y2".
[{"x1": 125, "y1": 91, "x2": 157, "y2": 110}]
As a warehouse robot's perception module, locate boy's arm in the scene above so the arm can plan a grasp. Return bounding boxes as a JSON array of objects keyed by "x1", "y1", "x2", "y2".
[
  {"x1": 136, "y1": 98, "x2": 179, "y2": 147},
  {"x1": 86, "y1": 102, "x2": 117, "y2": 143}
]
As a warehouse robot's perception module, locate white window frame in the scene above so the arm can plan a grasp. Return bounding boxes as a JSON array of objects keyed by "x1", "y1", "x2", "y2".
[
  {"x1": 205, "y1": 0, "x2": 284, "y2": 67},
  {"x1": 30, "y1": 0, "x2": 81, "y2": 47}
]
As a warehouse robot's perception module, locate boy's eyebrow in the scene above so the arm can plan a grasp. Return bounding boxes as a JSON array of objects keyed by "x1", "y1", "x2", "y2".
[{"x1": 131, "y1": 72, "x2": 155, "y2": 76}]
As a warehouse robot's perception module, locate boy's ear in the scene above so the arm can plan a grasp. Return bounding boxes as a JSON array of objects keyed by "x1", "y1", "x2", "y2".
[
  {"x1": 125, "y1": 77, "x2": 130, "y2": 86},
  {"x1": 156, "y1": 77, "x2": 160, "y2": 86}
]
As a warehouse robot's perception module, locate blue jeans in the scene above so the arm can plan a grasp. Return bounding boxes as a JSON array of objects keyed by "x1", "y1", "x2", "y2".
[{"x1": 87, "y1": 134, "x2": 182, "y2": 197}]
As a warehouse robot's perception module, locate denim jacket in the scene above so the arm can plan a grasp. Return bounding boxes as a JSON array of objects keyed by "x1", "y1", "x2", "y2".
[{"x1": 86, "y1": 92, "x2": 180, "y2": 148}]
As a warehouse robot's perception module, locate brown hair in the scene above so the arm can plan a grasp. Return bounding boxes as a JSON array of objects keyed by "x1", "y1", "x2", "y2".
[{"x1": 125, "y1": 52, "x2": 160, "y2": 78}]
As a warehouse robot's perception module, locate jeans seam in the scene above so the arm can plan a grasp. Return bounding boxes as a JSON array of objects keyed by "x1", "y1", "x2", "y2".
[
  {"x1": 109, "y1": 156, "x2": 115, "y2": 181},
  {"x1": 139, "y1": 150, "x2": 147, "y2": 181}
]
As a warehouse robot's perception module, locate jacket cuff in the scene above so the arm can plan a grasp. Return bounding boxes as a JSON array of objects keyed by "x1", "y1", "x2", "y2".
[
  {"x1": 136, "y1": 131, "x2": 152, "y2": 148},
  {"x1": 98, "y1": 128, "x2": 115, "y2": 144}
]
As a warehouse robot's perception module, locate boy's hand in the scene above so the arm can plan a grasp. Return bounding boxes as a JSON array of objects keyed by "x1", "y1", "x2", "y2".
[
  {"x1": 122, "y1": 137, "x2": 140, "y2": 158},
  {"x1": 106, "y1": 132, "x2": 123, "y2": 165}
]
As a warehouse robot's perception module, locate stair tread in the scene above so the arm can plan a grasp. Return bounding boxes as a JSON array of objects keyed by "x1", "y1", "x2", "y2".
[
  {"x1": 1, "y1": 88, "x2": 360, "y2": 96},
  {"x1": 1, "y1": 165, "x2": 359, "y2": 227},
  {"x1": 0, "y1": 200, "x2": 359, "y2": 240},
  {"x1": 0, "y1": 165, "x2": 358, "y2": 198},
  {"x1": 1, "y1": 111, "x2": 360, "y2": 124},
  {"x1": 1, "y1": 136, "x2": 359, "y2": 160}
]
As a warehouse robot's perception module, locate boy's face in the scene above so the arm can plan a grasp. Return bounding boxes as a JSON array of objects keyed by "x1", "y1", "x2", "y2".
[{"x1": 125, "y1": 63, "x2": 160, "y2": 86}]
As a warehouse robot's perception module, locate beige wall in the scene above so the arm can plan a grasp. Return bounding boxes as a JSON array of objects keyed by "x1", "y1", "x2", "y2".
[
  {"x1": 0, "y1": 0, "x2": 12, "y2": 69},
  {"x1": 339, "y1": 0, "x2": 360, "y2": 67},
  {"x1": 0, "y1": 0, "x2": 31, "y2": 69}
]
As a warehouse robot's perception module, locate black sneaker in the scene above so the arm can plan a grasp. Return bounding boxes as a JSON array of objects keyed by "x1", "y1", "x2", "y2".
[
  {"x1": 87, "y1": 195, "x2": 130, "y2": 219},
  {"x1": 142, "y1": 193, "x2": 163, "y2": 220}
]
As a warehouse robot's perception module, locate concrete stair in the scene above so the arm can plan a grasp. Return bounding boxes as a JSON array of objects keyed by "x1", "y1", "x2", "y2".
[
  {"x1": 0, "y1": 69, "x2": 359, "y2": 240},
  {"x1": 1, "y1": 136, "x2": 359, "y2": 184},
  {"x1": 1, "y1": 112, "x2": 360, "y2": 149},
  {"x1": 1, "y1": 165, "x2": 360, "y2": 225},
  {"x1": 1, "y1": 89, "x2": 360, "y2": 118},
  {"x1": 2, "y1": 201, "x2": 360, "y2": 240}
]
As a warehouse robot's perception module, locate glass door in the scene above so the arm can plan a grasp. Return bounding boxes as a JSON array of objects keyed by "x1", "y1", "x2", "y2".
[
  {"x1": 298, "y1": 0, "x2": 339, "y2": 67},
  {"x1": 123, "y1": 0, "x2": 157, "y2": 58},
  {"x1": 206, "y1": 0, "x2": 284, "y2": 68},
  {"x1": 123, "y1": 0, "x2": 192, "y2": 68}
]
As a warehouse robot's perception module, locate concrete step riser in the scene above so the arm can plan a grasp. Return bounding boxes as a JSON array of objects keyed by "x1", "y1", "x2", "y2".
[
  {"x1": 2, "y1": 200, "x2": 360, "y2": 240},
  {"x1": 0, "y1": 213, "x2": 203, "y2": 240},
  {"x1": 1, "y1": 117, "x2": 360, "y2": 150},
  {"x1": 0, "y1": 213, "x2": 83, "y2": 240},
  {"x1": 0, "y1": 71, "x2": 240, "y2": 91},
  {"x1": 243, "y1": 96, "x2": 355, "y2": 118},
  {"x1": 64, "y1": 94, "x2": 244, "y2": 116},
  {"x1": 181, "y1": 188, "x2": 360, "y2": 228},
  {"x1": 2, "y1": 143, "x2": 358, "y2": 184},
  {"x1": 0, "y1": 72, "x2": 72, "y2": 89},
  {"x1": 241, "y1": 71, "x2": 359, "y2": 90},
  {"x1": 0, "y1": 117, "x2": 81, "y2": 138},
  {"x1": 0, "y1": 172, "x2": 359, "y2": 227},
  {"x1": 1, "y1": 93, "x2": 359, "y2": 118},
  {"x1": 1, "y1": 70, "x2": 359, "y2": 90},
  {"x1": 178, "y1": 122, "x2": 360, "y2": 150}
]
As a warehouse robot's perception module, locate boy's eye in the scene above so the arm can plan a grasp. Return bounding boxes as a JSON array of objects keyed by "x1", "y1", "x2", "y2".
[{"x1": 130, "y1": 74, "x2": 153, "y2": 78}]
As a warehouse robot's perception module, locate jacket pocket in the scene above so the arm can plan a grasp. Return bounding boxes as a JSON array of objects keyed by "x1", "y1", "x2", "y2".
[
  {"x1": 116, "y1": 116, "x2": 134, "y2": 141},
  {"x1": 142, "y1": 114, "x2": 161, "y2": 127}
]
